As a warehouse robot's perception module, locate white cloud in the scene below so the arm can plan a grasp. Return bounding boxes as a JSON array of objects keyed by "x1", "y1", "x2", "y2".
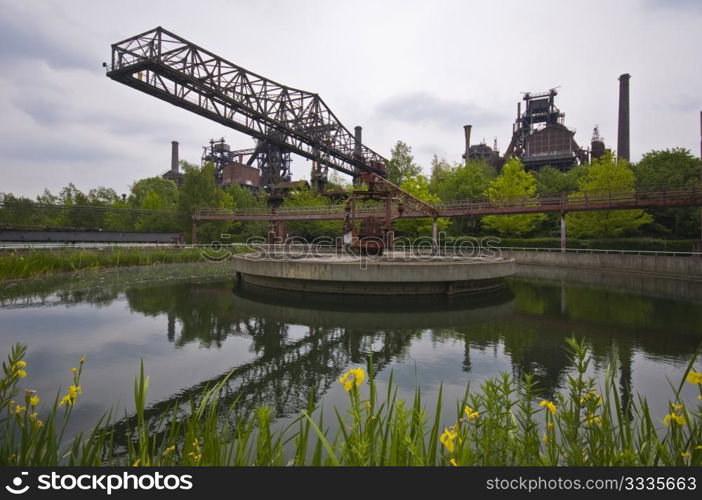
[{"x1": 0, "y1": 0, "x2": 700, "y2": 196}]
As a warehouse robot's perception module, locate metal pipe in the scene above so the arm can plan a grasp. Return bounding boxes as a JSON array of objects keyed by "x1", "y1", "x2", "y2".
[{"x1": 617, "y1": 74, "x2": 631, "y2": 162}]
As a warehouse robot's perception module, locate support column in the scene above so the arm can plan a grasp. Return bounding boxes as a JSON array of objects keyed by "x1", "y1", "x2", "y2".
[
  {"x1": 384, "y1": 197, "x2": 394, "y2": 250},
  {"x1": 560, "y1": 212, "x2": 566, "y2": 253},
  {"x1": 191, "y1": 221, "x2": 197, "y2": 246},
  {"x1": 432, "y1": 218, "x2": 439, "y2": 248}
]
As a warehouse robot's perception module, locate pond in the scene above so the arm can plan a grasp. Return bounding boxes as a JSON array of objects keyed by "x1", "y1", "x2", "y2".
[{"x1": 1, "y1": 262, "x2": 700, "y2": 440}]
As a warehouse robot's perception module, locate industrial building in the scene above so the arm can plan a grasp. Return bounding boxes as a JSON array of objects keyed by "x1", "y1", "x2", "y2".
[
  {"x1": 462, "y1": 75, "x2": 630, "y2": 172},
  {"x1": 504, "y1": 88, "x2": 588, "y2": 172}
]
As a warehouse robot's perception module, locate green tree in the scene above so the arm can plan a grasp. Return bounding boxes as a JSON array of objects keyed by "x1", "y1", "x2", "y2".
[
  {"x1": 430, "y1": 159, "x2": 497, "y2": 236},
  {"x1": 326, "y1": 171, "x2": 353, "y2": 191},
  {"x1": 103, "y1": 199, "x2": 135, "y2": 232},
  {"x1": 566, "y1": 153, "x2": 652, "y2": 238},
  {"x1": 224, "y1": 184, "x2": 267, "y2": 240},
  {"x1": 386, "y1": 141, "x2": 422, "y2": 185},
  {"x1": 433, "y1": 160, "x2": 496, "y2": 201},
  {"x1": 283, "y1": 187, "x2": 341, "y2": 240},
  {"x1": 129, "y1": 177, "x2": 179, "y2": 208},
  {"x1": 87, "y1": 187, "x2": 119, "y2": 206},
  {"x1": 633, "y1": 148, "x2": 700, "y2": 189},
  {"x1": 481, "y1": 158, "x2": 546, "y2": 236},
  {"x1": 393, "y1": 175, "x2": 448, "y2": 238},
  {"x1": 178, "y1": 162, "x2": 234, "y2": 243},
  {"x1": 428, "y1": 155, "x2": 455, "y2": 194},
  {"x1": 632, "y1": 148, "x2": 701, "y2": 238},
  {"x1": 534, "y1": 166, "x2": 580, "y2": 197},
  {"x1": 135, "y1": 191, "x2": 181, "y2": 232}
]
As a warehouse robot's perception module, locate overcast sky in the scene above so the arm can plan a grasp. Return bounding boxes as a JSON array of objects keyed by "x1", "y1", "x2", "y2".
[{"x1": 1, "y1": 0, "x2": 700, "y2": 198}]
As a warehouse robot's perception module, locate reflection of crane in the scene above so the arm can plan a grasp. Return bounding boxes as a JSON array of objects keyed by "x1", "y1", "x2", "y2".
[{"x1": 105, "y1": 27, "x2": 387, "y2": 190}]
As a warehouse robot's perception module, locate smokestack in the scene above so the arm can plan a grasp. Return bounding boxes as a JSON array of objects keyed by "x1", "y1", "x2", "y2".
[
  {"x1": 617, "y1": 74, "x2": 630, "y2": 162},
  {"x1": 463, "y1": 125, "x2": 472, "y2": 159},
  {"x1": 354, "y1": 126, "x2": 362, "y2": 157},
  {"x1": 171, "y1": 141, "x2": 179, "y2": 172}
]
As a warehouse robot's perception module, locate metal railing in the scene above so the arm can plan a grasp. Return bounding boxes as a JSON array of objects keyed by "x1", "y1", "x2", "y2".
[{"x1": 499, "y1": 246, "x2": 702, "y2": 257}]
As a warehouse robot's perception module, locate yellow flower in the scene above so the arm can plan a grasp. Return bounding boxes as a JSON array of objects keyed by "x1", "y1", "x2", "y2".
[
  {"x1": 79, "y1": 356, "x2": 86, "y2": 365},
  {"x1": 16, "y1": 361, "x2": 27, "y2": 369},
  {"x1": 440, "y1": 428, "x2": 458, "y2": 453},
  {"x1": 681, "y1": 452, "x2": 691, "y2": 459},
  {"x1": 59, "y1": 385, "x2": 82, "y2": 407},
  {"x1": 338, "y1": 367, "x2": 365, "y2": 392},
  {"x1": 162, "y1": 445, "x2": 176, "y2": 455},
  {"x1": 539, "y1": 400, "x2": 557, "y2": 415},
  {"x1": 686, "y1": 370, "x2": 702, "y2": 385},
  {"x1": 589, "y1": 391, "x2": 602, "y2": 405},
  {"x1": 449, "y1": 458, "x2": 458, "y2": 467},
  {"x1": 71, "y1": 367, "x2": 78, "y2": 375},
  {"x1": 586, "y1": 414, "x2": 602, "y2": 426},
  {"x1": 16, "y1": 369, "x2": 27, "y2": 379},
  {"x1": 663, "y1": 413, "x2": 686, "y2": 426},
  {"x1": 464, "y1": 406, "x2": 479, "y2": 421},
  {"x1": 28, "y1": 413, "x2": 43, "y2": 428},
  {"x1": 542, "y1": 434, "x2": 549, "y2": 443},
  {"x1": 29, "y1": 395, "x2": 39, "y2": 407},
  {"x1": 547, "y1": 422, "x2": 554, "y2": 431},
  {"x1": 671, "y1": 403, "x2": 683, "y2": 414},
  {"x1": 15, "y1": 406, "x2": 26, "y2": 415}
]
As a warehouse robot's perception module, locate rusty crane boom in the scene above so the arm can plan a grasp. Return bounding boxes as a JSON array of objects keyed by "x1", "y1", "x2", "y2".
[{"x1": 105, "y1": 26, "x2": 387, "y2": 186}]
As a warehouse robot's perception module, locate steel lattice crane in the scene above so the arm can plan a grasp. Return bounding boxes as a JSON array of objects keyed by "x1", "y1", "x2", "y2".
[{"x1": 105, "y1": 27, "x2": 387, "y2": 189}]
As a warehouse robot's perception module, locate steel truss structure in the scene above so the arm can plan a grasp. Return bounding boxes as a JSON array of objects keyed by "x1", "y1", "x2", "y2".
[{"x1": 106, "y1": 27, "x2": 387, "y2": 179}]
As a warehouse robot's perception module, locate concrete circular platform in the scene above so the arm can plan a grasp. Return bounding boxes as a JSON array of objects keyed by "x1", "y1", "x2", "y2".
[{"x1": 232, "y1": 251, "x2": 515, "y2": 296}]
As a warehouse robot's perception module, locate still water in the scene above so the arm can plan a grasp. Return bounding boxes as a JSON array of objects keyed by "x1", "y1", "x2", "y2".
[{"x1": 1, "y1": 262, "x2": 700, "y2": 437}]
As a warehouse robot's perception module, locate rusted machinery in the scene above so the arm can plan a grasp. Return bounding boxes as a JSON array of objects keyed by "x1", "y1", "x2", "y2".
[{"x1": 341, "y1": 172, "x2": 439, "y2": 255}]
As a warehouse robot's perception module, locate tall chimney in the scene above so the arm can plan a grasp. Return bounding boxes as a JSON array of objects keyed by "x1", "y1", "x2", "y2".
[
  {"x1": 617, "y1": 74, "x2": 630, "y2": 162},
  {"x1": 171, "y1": 141, "x2": 179, "y2": 172},
  {"x1": 463, "y1": 125, "x2": 472, "y2": 160},
  {"x1": 354, "y1": 126, "x2": 362, "y2": 157}
]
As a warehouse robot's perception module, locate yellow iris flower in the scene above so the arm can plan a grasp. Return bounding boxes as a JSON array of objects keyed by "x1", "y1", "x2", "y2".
[
  {"x1": 663, "y1": 413, "x2": 686, "y2": 427},
  {"x1": 464, "y1": 406, "x2": 479, "y2": 420},
  {"x1": 539, "y1": 400, "x2": 557, "y2": 415},
  {"x1": 338, "y1": 368, "x2": 366, "y2": 392},
  {"x1": 440, "y1": 428, "x2": 458, "y2": 453},
  {"x1": 685, "y1": 370, "x2": 702, "y2": 385}
]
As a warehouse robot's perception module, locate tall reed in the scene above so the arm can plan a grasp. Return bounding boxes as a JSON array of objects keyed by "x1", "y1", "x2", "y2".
[{"x1": 1, "y1": 337, "x2": 700, "y2": 466}]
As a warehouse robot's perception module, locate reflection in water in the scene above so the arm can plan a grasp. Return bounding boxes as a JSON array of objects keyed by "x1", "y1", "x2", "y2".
[
  {"x1": 0, "y1": 264, "x2": 701, "y2": 443},
  {"x1": 111, "y1": 283, "x2": 516, "y2": 438}
]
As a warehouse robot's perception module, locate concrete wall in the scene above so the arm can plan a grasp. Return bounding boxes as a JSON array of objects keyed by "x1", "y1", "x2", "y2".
[{"x1": 502, "y1": 250, "x2": 702, "y2": 279}]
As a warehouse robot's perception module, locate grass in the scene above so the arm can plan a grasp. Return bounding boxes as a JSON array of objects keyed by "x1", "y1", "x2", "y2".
[
  {"x1": 1, "y1": 337, "x2": 701, "y2": 466},
  {"x1": 0, "y1": 247, "x2": 224, "y2": 280}
]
